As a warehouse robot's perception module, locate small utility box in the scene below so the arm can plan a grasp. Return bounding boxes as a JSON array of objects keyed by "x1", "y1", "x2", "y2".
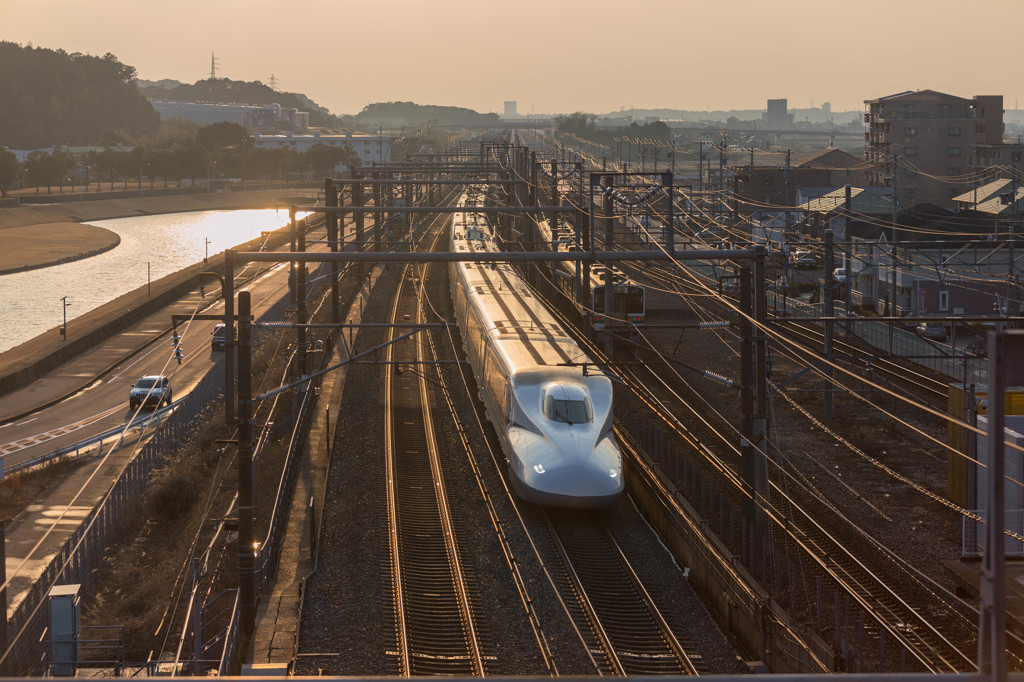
[{"x1": 48, "y1": 584, "x2": 81, "y2": 676}]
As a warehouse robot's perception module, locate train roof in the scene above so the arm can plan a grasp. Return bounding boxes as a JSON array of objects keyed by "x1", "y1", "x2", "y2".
[{"x1": 452, "y1": 205, "x2": 594, "y2": 375}]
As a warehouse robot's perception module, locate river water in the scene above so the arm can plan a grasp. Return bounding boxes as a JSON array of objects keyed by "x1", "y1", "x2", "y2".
[{"x1": 0, "y1": 209, "x2": 295, "y2": 355}]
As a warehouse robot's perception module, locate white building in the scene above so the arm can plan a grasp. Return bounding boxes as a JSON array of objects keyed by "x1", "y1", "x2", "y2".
[
  {"x1": 149, "y1": 101, "x2": 307, "y2": 130},
  {"x1": 251, "y1": 131, "x2": 391, "y2": 169}
]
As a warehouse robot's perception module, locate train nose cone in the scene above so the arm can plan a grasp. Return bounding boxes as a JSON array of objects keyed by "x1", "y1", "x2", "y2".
[{"x1": 521, "y1": 433, "x2": 623, "y2": 508}]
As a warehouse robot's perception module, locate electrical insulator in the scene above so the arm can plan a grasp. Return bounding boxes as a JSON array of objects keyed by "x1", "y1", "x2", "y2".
[
  {"x1": 174, "y1": 347, "x2": 184, "y2": 364},
  {"x1": 171, "y1": 331, "x2": 181, "y2": 347}
]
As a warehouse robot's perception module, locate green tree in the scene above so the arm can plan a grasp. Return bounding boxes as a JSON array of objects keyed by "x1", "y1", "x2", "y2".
[
  {"x1": 0, "y1": 149, "x2": 18, "y2": 198},
  {"x1": 195, "y1": 122, "x2": 249, "y2": 152},
  {"x1": 305, "y1": 143, "x2": 345, "y2": 179}
]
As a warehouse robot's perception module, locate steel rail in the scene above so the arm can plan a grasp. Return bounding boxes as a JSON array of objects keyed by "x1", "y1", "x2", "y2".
[{"x1": 383, "y1": 189, "x2": 485, "y2": 676}]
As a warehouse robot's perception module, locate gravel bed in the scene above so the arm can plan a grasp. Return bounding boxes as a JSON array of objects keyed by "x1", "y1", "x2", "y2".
[
  {"x1": 637, "y1": 274, "x2": 981, "y2": 664},
  {"x1": 296, "y1": 248, "x2": 748, "y2": 675}
]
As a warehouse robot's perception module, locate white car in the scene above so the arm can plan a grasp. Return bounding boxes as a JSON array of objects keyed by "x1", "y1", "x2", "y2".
[
  {"x1": 832, "y1": 267, "x2": 849, "y2": 283},
  {"x1": 129, "y1": 375, "x2": 172, "y2": 409}
]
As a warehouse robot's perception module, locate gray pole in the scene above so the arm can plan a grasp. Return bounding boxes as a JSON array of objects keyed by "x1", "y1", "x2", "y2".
[
  {"x1": 844, "y1": 184, "x2": 853, "y2": 314},
  {"x1": 326, "y1": 180, "x2": 340, "y2": 326},
  {"x1": 354, "y1": 173, "x2": 364, "y2": 245},
  {"x1": 890, "y1": 155, "x2": 899, "y2": 317},
  {"x1": 297, "y1": 213, "x2": 308, "y2": 380},
  {"x1": 224, "y1": 252, "x2": 234, "y2": 423},
  {"x1": 550, "y1": 160, "x2": 559, "y2": 237},
  {"x1": 824, "y1": 230, "x2": 835, "y2": 419},
  {"x1": 739, "y1": 266, "x2": 757, "y2": 525},
  {"x1": 237, "y1": 290, "x2": 255, "y2": 642},
  {"x1": 977, "y1": 331, "x2": 1024, "y2": 679},
  {"x1": 530, "y1": 151, "x2": 538, "y2": 207}
]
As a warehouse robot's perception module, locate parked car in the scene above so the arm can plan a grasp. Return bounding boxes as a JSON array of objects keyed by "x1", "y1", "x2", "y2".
[
  {"x1": 832, "y1": 267, "x2": 849, "y2": 283},
  {"x1": 794, "y1": 254, "x2": 817, "y2": 269},
  {"x1": 915, "y1": 321, "x2": 948, "y2": 341},
  {"x1": 129, "y1": 375, "x2": 172, "y2": 409}
]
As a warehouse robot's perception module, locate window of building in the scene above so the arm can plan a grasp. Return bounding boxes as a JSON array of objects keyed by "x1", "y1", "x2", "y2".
[
  {"x1": 948, "y1": 167, "x2": 961, "y2": 176},
  {"x1": 948, "y1": 187, "x2": 961, "y2": 197},
  {"x1": 904, "y1": 168, "x2": 917, "y2": 177},
  {"x1": 947, "y1": 147, "x2": 961, "y2": 156},
  {"x1": 904, "y1": 146, "x2": 918, "y2": 156},
  {"x1": 939, "y1": 290, "x2": 949, "y2": 312},
  {"x1": 948, "y1": 126, "x2": 961, "y2": 136},
  {"x1": 905, "y1": 126, "x2": 917, "y2": 136},
  {"x1": 939, "y1": 104, "x2": 952, "y2": 118},
  {"x1": 903, "y1": 187, "x2": 916, "y2": 197},
  {"x1": 1013, "y1": 151, "x2": 1023, "y2": 162}
]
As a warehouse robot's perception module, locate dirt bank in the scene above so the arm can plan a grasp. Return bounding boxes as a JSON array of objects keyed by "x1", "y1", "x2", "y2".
[{"x1": 0, "y1": 223, "x2": 121, "y2": 275}]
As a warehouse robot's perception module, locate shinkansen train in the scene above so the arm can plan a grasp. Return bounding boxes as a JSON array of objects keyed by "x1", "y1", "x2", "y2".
[
  {"x1": 532, "y1": 216, "x2": 645, "y2": 334},
  {"x1": 450, "y1": 191, "x2": 624, "y2": 508}
]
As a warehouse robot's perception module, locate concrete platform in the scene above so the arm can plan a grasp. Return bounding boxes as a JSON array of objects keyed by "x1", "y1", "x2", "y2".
[{"x1": 943, "y1": 557, "x2": 1024, "y2": 645}]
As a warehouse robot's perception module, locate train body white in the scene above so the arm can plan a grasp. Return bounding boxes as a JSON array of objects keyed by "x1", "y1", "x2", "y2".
[{"x1": 450, "y1": 192, "x2": 623, "y2": 508}]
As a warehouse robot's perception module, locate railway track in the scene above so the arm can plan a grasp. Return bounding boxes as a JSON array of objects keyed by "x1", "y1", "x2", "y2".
[
  {"x1": 382, "y1": 197, "x2": 490, "y2": 676},
  {"x1": 516, "y1": 258, "x2": 976, "y2": 672},
  {"x1": 779, "y1": 318, "x2": 949, "y2": 407},
  {"x1": 540, "y1": 509, "x2": 702, "y2": 676},
  {"x1": 618, "y1": 346, "x2": 976, "y2": 673}
]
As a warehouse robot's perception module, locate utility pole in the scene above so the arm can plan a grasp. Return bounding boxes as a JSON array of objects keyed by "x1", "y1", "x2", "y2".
[
  {"x1": 719, "y1": 133, "x2": 727, "y2": 192},
  {"x1": 739, "y1": 266, "x2": 762, "y2": 533},
  {"x1": 699, "y1": 141, "x2": 705, "y2": 194},
  {"x1": 236, "y1": 290, "x2": 255, "y2": 643},
  {"x1": 844, "y1": 184, "x2": 853, "y2": 315},
  {"x1": 326, "y1": 179, "x2": 340, "y2": 326},
  {"x1": 824, "y1": 230, "x2": 835, "y2": 419},
  {"x1": 353, "y1": 173, "x2": 364, "y2": 245},
  {"x1": 890, "y1": 156, "x2": 899, "y2": 317}
]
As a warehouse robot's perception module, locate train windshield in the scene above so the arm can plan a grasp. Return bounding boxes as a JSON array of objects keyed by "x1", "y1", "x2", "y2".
[{"x1": 542, "y1": 383, "x2": 593, "y2": 424}]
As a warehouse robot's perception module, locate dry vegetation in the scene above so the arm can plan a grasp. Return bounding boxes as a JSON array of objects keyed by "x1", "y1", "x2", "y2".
[{"x1": 80, "y1": 330, "x2": 293, "y2": 662}]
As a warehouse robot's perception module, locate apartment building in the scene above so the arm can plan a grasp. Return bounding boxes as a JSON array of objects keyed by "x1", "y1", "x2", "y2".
[{"x1": 864, "y1": 90, "x2": 1003, "y2": 208}]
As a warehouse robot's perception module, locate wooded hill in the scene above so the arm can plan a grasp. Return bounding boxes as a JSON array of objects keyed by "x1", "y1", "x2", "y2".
[
  {"x1": 0, "y1": 41, "x2": 160, "y2": 149},
  {"x1": 138, "y1": 78, "x2": 339, "y2": 128}
]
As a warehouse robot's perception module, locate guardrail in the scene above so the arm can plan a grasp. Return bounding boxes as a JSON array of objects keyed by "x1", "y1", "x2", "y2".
[
  {"x1": 4, "y1": 367, "x2": 223, "y2": 675},
  {"x1": 0, "y1": 401, "x2": 178, "y2": 480}
]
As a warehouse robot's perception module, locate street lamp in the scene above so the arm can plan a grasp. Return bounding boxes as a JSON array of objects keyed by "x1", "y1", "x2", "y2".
[{"x1": 60, "y1": 296, "x2": 71, "y2": 340}]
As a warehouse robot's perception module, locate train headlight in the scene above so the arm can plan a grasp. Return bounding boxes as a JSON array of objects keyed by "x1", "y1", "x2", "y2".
[
  {"x1": 609, "y1": 469, "x2": 619, "y2": 478},
  {"x1": 533, "y1": 464, "x2": 546, "y2": 474}
]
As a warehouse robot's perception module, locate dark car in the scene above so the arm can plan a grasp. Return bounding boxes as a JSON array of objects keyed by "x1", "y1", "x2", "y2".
[
  {"x1": 211, "y1": 323, "x2": 232, "y2": 351},
  {"x1": 794, "y1": 254, "x2": 817, "y2": 269},
  {"x1": 916, "y1": 321, "x2": 948, "y2": 341}
]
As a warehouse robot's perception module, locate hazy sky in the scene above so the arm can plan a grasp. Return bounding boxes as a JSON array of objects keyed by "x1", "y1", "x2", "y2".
[{"x1": 6, "y1": 0, "x2": 1023, "y2": 116}]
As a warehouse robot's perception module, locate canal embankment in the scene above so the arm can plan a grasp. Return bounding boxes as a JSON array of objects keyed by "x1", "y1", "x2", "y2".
[{"x1": 0, "y1": 189, "x2": 316, "y2": 399}]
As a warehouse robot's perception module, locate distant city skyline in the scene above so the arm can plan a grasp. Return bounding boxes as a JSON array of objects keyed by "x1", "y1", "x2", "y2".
[{"x1": 7, "y1": 0, "x2": 1023, "y2": 117}]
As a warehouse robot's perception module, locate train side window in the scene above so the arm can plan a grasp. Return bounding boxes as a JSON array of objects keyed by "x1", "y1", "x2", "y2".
[{"x1": 483, "y1": 344, "x2": 508, "y2": 420}]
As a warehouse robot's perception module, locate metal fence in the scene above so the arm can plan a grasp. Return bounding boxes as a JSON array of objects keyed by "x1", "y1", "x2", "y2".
[
  {"x1": 4, "y1": 365, "x2": 224, "y2": 675},
  {"x1": 616, "y1": 390, "x2": 934, "y2": 673},
  {"x1": 772, "y1": 292, "x2": 988, "y2": 385},
  {"x1": 962, "y1": 510, "x2": 1024, "y2": 557},
  {"x1": 1, "y1": 400, "x2": 176, "y2": 480}
]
